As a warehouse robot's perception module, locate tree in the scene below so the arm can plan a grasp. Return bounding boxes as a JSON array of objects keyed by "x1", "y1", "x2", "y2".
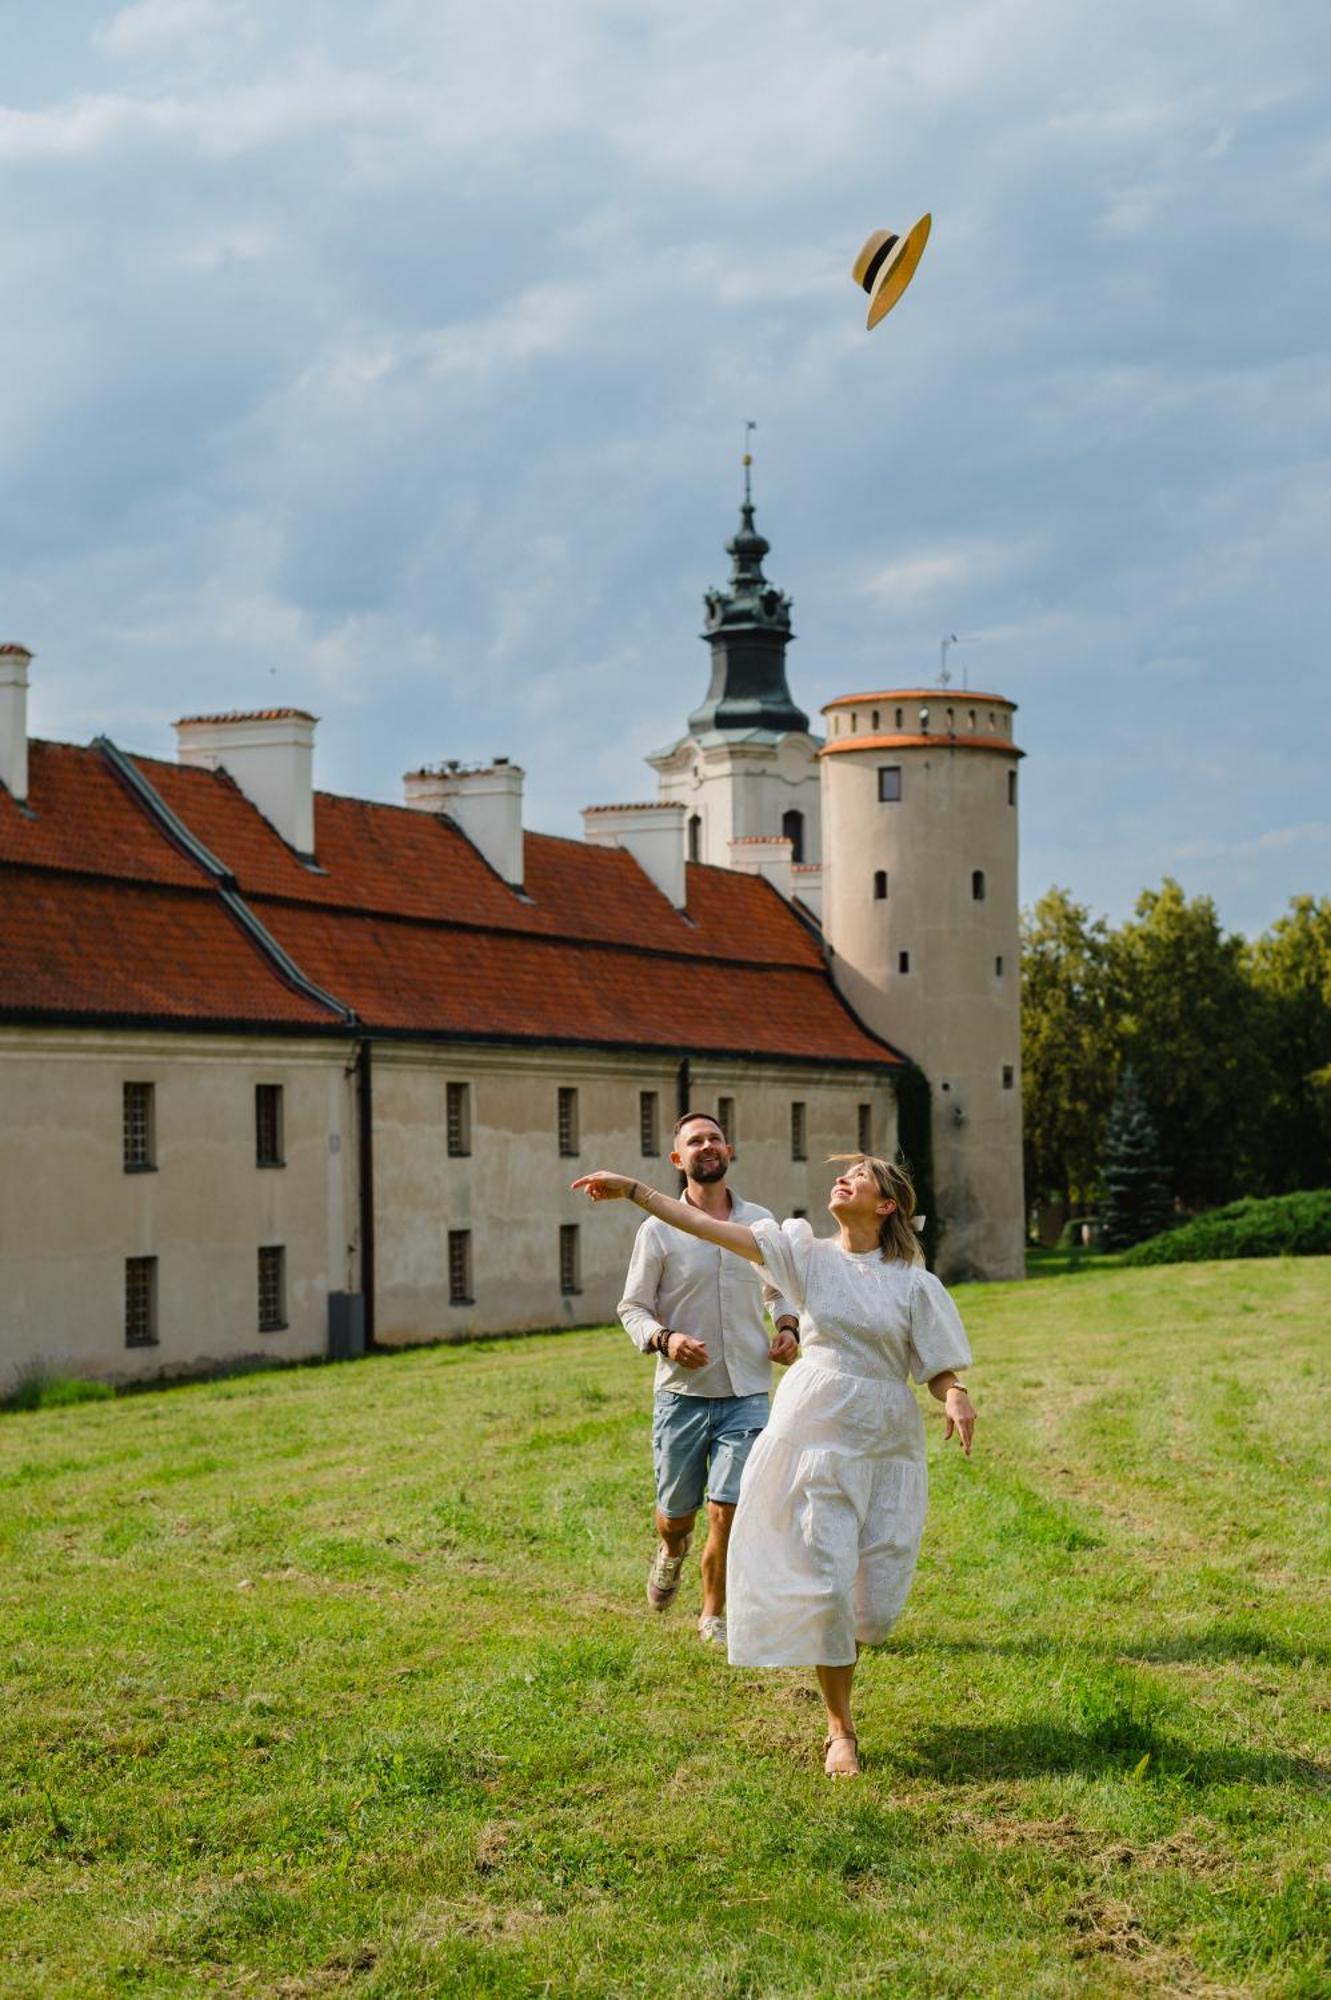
[
  {"x1": 1113, "y1": 880, "x2": 1275, "y2": 1209},
  {"x1": 1021, "y1": 887, "x2": 1119, "y2": 1212},
  {"x1": 1101, "y1": 1067, "x2": 1175, "y2": 1249},
  {"x1": 1247, "y1": 896, "x2": 1331, "y2": 1191}
]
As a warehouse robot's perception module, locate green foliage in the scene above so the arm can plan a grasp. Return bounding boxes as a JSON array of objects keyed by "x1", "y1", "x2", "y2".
[
  {"x1": 2, "y1": 1269, "x2": 1330, "y2": 1994},
  {"x1": 1101, "y1": 1066, "x2": 1176, "y2": 1250},
  {"x1": 1123, "y1": 1188, "x2": 1331, "y2": 1265},
  {"x1": 1, "y1": 1369, "x2": 114, "y2": 1413},
  {"x1": 1020, "y1": 887, "x2": 1118, "y2": 1211}
]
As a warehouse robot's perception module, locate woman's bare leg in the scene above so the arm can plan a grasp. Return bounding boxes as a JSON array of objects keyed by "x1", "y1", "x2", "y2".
[{"x1": 816, "y1": 1662, "x2": 860, "y2": 1775}]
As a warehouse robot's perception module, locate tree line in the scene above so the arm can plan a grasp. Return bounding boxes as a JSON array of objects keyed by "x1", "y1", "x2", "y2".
[{"x1": 1021, "y1": 880, "x2": 1331, "y2": 1217}]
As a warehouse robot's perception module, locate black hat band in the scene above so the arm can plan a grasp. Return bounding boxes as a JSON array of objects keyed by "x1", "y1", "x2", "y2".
[{"x1": 860, "y1": 234, "x2": 899, "y2": 295}]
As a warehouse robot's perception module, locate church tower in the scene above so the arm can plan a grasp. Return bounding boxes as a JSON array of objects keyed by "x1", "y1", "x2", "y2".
[
  {"x1": 649, "y1": 466, "x2": 821, "y2": 880},
  {"x1": 819, "y1": 690, "x2": 1026, "y2": 1282}
]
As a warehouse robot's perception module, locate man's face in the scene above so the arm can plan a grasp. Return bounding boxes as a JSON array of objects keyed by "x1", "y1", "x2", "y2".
[{"x1": 671, "y1": 1118, "x2": 731, "y2": 1185}]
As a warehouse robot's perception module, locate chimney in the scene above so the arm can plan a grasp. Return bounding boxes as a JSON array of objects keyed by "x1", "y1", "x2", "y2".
[
  {"x1": 0, "y1": 643, "x2": 32, "y2": 803},
  {"x1": 728, "y1": 833, "x2": 795, "y2": 902},
  {"x1": 582, "y1": 801, "x2": 687, "y2": 909},
  {"x1": 404, "y1": 760, "x2": 525, "y2": 887},
  {"x1": 175, "y1": 708, "x2": 317, "y2": 856}
]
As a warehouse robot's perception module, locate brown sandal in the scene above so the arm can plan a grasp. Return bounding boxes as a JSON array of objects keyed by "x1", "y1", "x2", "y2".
[{"x1": 824, "y1": 1731, "x2": 860, "y2": 1777}]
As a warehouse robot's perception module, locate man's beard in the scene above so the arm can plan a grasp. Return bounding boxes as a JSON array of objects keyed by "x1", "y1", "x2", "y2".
[{"x1": 690, "y1": 1153, "x2": 729, "y2": 1184}]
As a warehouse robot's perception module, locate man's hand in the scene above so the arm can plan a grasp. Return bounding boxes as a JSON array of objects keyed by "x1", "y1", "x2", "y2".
[
  {"x1": 667, "y1": 1333, "x2": 709, "y2": 1370},
  {"x1": 768, "y1": 1329, "x2": 799, "y2": 1365}
]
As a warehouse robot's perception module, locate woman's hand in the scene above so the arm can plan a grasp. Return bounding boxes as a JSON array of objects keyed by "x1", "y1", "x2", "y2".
[
  {"x1": 943, "y1": 1386, "x2": 977, "y2": 1458},
  {"x1": 571, "y1": 1171, "x2": 637, "y2": 1202}
]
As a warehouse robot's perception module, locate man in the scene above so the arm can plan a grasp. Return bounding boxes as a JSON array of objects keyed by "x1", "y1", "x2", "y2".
[{"x1": 618, "y1": 1110, "x2": 799, "y2": 1646}]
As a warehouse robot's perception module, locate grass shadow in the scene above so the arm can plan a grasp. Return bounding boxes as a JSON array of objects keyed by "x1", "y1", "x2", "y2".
[
  {"x1": 899, "y1": 1721, "x2": 1330, "y2": 1791},
  {"x1": 891, "y1": 1623, "x2": 1331, "y2": 1670}
]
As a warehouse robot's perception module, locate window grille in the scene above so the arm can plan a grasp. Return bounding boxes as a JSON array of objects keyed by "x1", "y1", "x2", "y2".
[
  {"x1": 258, "y1": 1246, "x2": 287, "y2": 1332},
  {"x1": 858, "y1": 1103, "x2": 872, "y2": 1155},
  {"x1": 123, "y1": 1082, "x2": 155, "y2": 1172},
  {"x1": 446, "y1": 1081, "x2": 471, "y2": 1158},
  {"x1": 557, "y1": 1087, "x2": 579, "y2": 1158},
  {"x1": 640, "y1": 1091, "x2": 660, "y2": 1157},
  {"x1": 877, "y1": 766, "x2": 902, "y2": 803},
  {"x1": 255, "y1": 1084, "x2": 284, "y2": 1167},
  {"x1": 791, "y1": 1102, "x2": 807, "y2": 1162},
  {"x1": 559, "y1": 1223, "x2": 581, "y2": 1296},
  {"x1": 125, "y1": 1256, "x2": 158, "y2": 1347},
  {"x1": 717, "y1": 1096, "x2": 735, "y2": 1151},
  {"x1": 448, "y1": 1229, "x2": 473, "y2": 1304}
]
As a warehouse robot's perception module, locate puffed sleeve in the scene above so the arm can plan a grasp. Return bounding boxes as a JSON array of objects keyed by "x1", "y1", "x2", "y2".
[
  {"x1": 907, "y1": 1269, "x2": 973, "y2": 1384},
  {"x1": 749, "y1": 1216, "x2": 816, "y2": 1313}
]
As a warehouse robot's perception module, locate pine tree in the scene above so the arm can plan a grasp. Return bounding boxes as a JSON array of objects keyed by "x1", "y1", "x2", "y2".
[{"x1": 1101, "y1": 1067, "x2": 1175, "y2": 1250}]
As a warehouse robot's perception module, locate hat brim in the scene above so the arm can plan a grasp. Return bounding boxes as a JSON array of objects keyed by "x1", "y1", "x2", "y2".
[{"x1": 866, "y1": 213, "x2": 931, "y2": 329}]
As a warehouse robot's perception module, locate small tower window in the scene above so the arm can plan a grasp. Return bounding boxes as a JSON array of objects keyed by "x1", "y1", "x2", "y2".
[
  {"x1": 850, "y1": 711, "x2": 858, "y2": 733},
  {"x1": 877, "y1": 766, "x2": 902, "y2": 803},
  {"x1": 968, "y1": 708, "x2": 977, "y2": 731},
  {"x1": 898, "y1": 950, "x2": 910, "y2": 974},
  {"x1": 894, "y1": 707, "x2": 904, "y2": 728},
  {"x1": 873, "y1": 869, "x2": 888, "y2": 900},
  {"x1": 782, "y1": 809, "x2": 805, "y2": 864},
  {"x1": 946, "y1": 707, "x2": 955, "y2": 731},
  {"x1": 871, "y1": 709, "x2": 880, "y2": 731},
  {"x1": 995, "y1": 955, "x2": 1004, "y2": 978},
  {"x1": 972, "y1": 870, "x2": 986, "y2": 902},
  {"x1": 688, "y1": 813, "x2": 702, "y2": 862},
  {"x1": 1008, "y1": 770, "x2": 1017, "y2": 806},
  {"x1": 1002, "y1": 1066, "x2": 1015, "y2": 1090}
]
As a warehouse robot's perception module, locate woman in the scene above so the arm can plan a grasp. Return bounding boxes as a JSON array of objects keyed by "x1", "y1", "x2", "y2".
[{"x1": 573, "y1": 1154, "x2": 977, "y2": 1777}]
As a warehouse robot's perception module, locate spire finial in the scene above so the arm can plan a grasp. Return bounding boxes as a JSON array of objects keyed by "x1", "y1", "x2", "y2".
[{"x1": 742, "y1": 419, "x2": 756, "y2": 508}]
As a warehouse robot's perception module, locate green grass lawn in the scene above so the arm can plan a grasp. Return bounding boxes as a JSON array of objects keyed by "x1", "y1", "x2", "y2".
[{"x1": 2, "y1": 1260, "x2": 1330, "y2": 1998}]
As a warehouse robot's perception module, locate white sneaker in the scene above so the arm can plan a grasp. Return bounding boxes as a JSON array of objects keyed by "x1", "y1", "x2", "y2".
[
  {"x1": 646, "y1": 1544, "x2": 686, "y2": 1611},
  {"x1": 698, "y1": 1613, "x2": 728, "y2": 1647}
]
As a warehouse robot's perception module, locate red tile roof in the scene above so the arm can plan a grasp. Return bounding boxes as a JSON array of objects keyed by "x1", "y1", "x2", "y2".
[{"x1": 0, "y1": 738, "x2": 900, "y2": 1066}]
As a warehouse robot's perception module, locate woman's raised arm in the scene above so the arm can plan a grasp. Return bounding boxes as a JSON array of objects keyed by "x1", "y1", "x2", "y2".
[{"x1": 571, "y1": 1172, "x2": 764, "y2": 1265}]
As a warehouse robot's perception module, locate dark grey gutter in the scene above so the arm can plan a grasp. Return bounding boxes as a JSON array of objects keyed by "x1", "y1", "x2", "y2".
[{"x1": 94, "y1": 736, "x2": 357, "y2": 1027}]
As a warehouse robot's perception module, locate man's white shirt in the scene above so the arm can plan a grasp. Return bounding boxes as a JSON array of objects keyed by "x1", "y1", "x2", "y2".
[{"x1": 617, "y1": 1191, "x2": 796, "y2": 1398}]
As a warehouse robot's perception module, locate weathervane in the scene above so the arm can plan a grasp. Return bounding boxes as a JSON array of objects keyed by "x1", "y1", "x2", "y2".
[{"x1": 742, "y1": 419, "x2": 756, "y2": 504}]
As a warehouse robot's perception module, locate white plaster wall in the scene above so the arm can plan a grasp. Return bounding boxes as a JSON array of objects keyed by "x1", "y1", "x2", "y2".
[
  {"x1": 0, "y1": 1031, "x2": 355, "y2": 1388},
  {"x1": 652, "y1": 734, "x2": 822, "y2": 872}
]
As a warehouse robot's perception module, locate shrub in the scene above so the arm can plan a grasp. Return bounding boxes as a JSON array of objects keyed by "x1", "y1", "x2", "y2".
[
  {"x1": 1, "y1": 1370, "x2": 115, "y2": 1413},
  {"x1": 1122, "y1": 1188, "x2": 1331, "y2": 1266}
]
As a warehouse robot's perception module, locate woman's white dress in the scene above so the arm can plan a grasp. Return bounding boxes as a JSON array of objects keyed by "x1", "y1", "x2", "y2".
[{"x1": 726, "y1": 1218, "x2": 972, "y2": 1669}]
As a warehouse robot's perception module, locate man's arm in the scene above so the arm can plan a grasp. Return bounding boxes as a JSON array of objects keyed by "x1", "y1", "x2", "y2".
[{"x1": 617, "y1": 1220, "x2": 669, "y2": 1353}]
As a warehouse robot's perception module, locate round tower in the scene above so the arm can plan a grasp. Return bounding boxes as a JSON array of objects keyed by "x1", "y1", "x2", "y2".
[{"x1": 820, "y1": 689, "x2": 1024, "y2": 1282}]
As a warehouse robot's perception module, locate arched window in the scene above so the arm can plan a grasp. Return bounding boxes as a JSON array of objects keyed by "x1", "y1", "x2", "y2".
[
  {"x1": 972, "y1": 869, "x2": 986, "y2": 901},
  {"x1": 968, "y1": 708, "x2": 976, "y2": 731},
  {"x1": 850, "y1": 711, "x2": 858, "y2": 733},
  {"x1": 782, "y1": 809, "x2": 805, "y2": 864},
  {"x1": 895, "y1": 707, "x2": 904, "y2": 728},
  {"x1": 688, "y1": 814, "x2": 702, "y2": 863},
  {"x1": 871, "y1": 708, "x2": 880, "y2": 731},
  {"x1": 873, "y1": 869, "x2": 888, "y2": 900},
  {"x1": 946, "y1": 706, "x2": 955, "y2": 731}
]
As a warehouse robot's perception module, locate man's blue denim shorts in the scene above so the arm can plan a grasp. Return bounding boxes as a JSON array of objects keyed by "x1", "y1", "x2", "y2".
[{"x1": 652, "y1": 1389, "x2": 770, "y2": 1515}]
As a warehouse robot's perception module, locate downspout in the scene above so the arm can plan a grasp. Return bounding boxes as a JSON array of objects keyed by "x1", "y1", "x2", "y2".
[
  {"x1": 675, "y1": 1055, "x2": 690, "y2": 1193},
  {"x1": 356, "y1": 1038, "x2": 377, "y2": 1349}
]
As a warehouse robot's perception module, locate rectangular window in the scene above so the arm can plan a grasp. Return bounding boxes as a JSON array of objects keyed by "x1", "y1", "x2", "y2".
[
  {"x1": 717, "y1": 1096, "x2": 735, "y2": 1152},
  {"x1": 255, "y1": 1084, "x2": 284, "y2": 1168},
  {"x1": 559, "y1": 1223, "x2": 581, "y2": 1296},
  {"x1": 557, "y1": 1087, "x2": 580, "y2": 1158},
  {"x1": 124, "y1": 1256, "x2": 158, "y2": 1347},
  {"x1": 258, "y1": 1246, "x2": 287, "y2": 1332},
  {"x1": 123, "y1": 1082, "x2": 156, "y2": 1172},
  {"x1": 446, "y1": 1081, "x2": 472, "y2": 1158},
  {"x1": 1002, "y1": 1065, "x2": 1016, "y2": 1090},
  {"x1": 448, "y1": 1229, "x2": 473, "y2": 1305},
  {"x1": 1008, "y1": 770, "x2": 1017, "y2": 806},
  {"x1": 640, "y1": 1090, "x2": 660, "y2": 1157},
  {"x1": 995, "y1": 955, "x2": 1004, "y2": 978},
  {"x1": 878, "y1": 765, "x2": 902, "y2": 803},
  {"x1": 858, "y1": 1103, "x2": 872, "y2": 1155},
  {"x1": 791, "y1": 1101, "x2": 807, "y2": 1162},
  {"x1": 898, "y1": 950, "x2": 910, "y2": 974}
]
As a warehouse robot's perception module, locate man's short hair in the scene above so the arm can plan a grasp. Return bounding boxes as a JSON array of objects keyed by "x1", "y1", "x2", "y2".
[{"x1": 672, "y1": 1109, "x2": 725, "y2": 1142}]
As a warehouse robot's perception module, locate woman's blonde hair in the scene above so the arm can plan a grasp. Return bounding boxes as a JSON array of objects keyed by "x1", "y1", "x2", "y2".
[{"x1": 828, "y1": 1154, "x2": 924, "y2": 1265}]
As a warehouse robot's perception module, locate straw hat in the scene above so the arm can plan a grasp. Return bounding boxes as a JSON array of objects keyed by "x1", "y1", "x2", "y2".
[{"x1": 851, "y1": 215, "x2": 932, "y2": 328}]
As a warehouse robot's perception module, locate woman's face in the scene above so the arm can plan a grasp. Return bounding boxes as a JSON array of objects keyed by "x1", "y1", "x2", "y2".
[{"x1": 828, "y1": 1159, "x2": 895, "y2": 1222}]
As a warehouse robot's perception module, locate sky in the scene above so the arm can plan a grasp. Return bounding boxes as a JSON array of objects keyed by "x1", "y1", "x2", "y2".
[{"x1": 3, "y1": 0, "x2": 1329, "y2": 936}]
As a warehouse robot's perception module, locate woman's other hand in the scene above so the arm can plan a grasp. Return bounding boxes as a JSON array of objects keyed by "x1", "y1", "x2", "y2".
[
  {"x1": 943, "y1": 1386, "x2": 977, "y2": 1457},
  {"x1": 571, "y1": 1171, "x2": 636, "y2": 1201}
]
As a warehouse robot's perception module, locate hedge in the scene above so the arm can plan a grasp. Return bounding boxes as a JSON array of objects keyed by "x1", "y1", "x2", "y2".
[{"x1": 1121, "y1": 1188, "x2": 1331, "y2": 1266}]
